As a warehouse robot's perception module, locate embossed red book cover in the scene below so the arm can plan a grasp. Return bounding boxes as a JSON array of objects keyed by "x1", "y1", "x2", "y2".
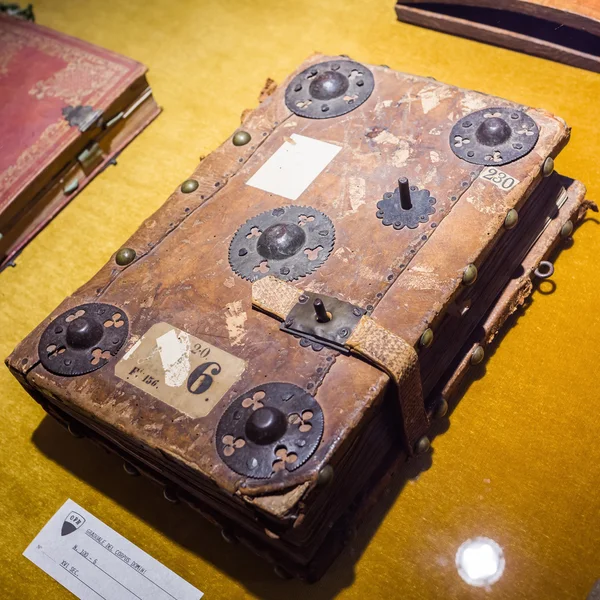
[{"x1": 0, "y1": 14, "x2": 160, "y2": 269}]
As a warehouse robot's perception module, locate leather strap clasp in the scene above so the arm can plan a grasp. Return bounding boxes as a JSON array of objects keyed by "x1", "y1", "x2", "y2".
[{"x1": 252, "y1": 276, "x2": 429, "y2": 453}]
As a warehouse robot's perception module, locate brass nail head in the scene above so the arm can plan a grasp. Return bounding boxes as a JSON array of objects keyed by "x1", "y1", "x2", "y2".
[
  {"x1": 462, "y1": 263, "x2": 478, "y2": 286},
  {"x1": 181, "y1": 179, "x2": 199, "y2": 193},
  {"x1": 317, "y1": 465, "x2": 334, "y2": 487},
  {"x1": 470, "y1": 344, "x2": 485, "y2": 365},
  {"x1": 504, "y1": 208, "x2": 519, "y2": 230},
  {"x1": 560, "y1": 220, "x2": 574, "y2": 238},
  {"x1": 415, "y1": 436, "x2": 431, "y2": 454},
  {"x1": 420, "y1": 328, "x2": 434, "y2": 349},
  {"x1": 232, "y1": 130, "x2": 251, "y2": 146},
  {"x1": 115, "y1": 247, "x2": 136, "y2": 266}
]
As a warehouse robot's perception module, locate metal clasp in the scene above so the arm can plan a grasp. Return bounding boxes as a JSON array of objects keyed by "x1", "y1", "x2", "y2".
[
  {"x1": 280, "y1": 291, "x2": 366, "y2": 354},
  {"x1": 77, "y1": 142, "x2": 104, "y2": 171}
]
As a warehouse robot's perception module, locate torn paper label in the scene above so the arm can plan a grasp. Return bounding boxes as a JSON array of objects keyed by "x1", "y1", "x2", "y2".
[
  {"x1": 157, "y1": 329, "x2": 191, "y2": 387},
  {"x1": 115, "y1": 322, "x2": 246, "y2": 418},
  {"x1": 246, "y1": 133, "x2": 342, "y2": 200}
]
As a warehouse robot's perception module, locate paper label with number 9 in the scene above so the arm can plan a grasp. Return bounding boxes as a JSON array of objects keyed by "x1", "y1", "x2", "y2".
[
  {"x1": 115, "y1": 322, "x2": 247, "y2": 418},
  {"x1": 479, "y1": 166, "x2": 520, "y2": 191}
]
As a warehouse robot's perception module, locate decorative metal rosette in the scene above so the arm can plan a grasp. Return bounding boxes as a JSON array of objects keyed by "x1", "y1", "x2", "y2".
[
  {"x1": 216, "y1": 382, "x2": 324, "y2": 479},
  {"x1": 450, "y1": 107, "x2": 539, "y2": 166},
  {"x1": 38, "y1": 303, "x2": 129, "y2": 376},
  {"x1": 228, "y1": 205, "x2": 335, "y2": 282},
  {"x1": 285, "y1": 59, "x2": 375, "y2": 119},
  {"x1": 376, "y1": 178, "x2": 436, "y2": 230}
]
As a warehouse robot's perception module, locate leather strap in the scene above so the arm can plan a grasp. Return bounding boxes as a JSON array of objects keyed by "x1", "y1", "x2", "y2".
[
  {"x1": 345, "y1": 315, "x2": 429, "y2": 451},
  {"x1": 253, "y1": 275, "x2": 301, "y2": 319},
  {"x1": 252, "y1": 276, "x2": 429, "y2": 453}
]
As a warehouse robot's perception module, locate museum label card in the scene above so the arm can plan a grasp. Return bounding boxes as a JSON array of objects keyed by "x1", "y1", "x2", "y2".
[{"x1": 24, "y1": 499, "x2": 203, "y2": 600}]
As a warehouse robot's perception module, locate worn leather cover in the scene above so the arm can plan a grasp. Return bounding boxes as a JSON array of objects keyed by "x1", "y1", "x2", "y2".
[
  {"x1": 395, "y1": 0, "x2": 600, "y2": 73},
  {"x1": 350, "y1": 173, "x2": 591, "y2": 542},
  {"x1": 0, "y1": 14, "x2": 160, "y2": 269},
  {"x1": 6, "y1": 53, "x2": 586, "y2": 578}
]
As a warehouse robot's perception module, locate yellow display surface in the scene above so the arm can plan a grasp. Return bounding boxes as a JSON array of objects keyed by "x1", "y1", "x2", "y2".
[{"x1": 1, "y1": 0, "x2": 599, "y2": 598}]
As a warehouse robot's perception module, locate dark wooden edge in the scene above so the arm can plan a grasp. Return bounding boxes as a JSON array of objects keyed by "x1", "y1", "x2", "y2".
[
  {"x1": 397, "y1": 0, "x2": 600, "y2": 36},
  {"x1": 395, "y1": 3, "x2": 600, "y2": 73}
]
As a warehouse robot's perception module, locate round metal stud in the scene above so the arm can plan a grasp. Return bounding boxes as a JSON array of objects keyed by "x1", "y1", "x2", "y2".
[
  {"x1": 228, "y1": 206, "x2": 335, "y2": 282},
  {"x1": 462, "y1": 264, "x2": 478, "y2": 286},
  {"x1": 415, "y1": 436, "x2": 431, "y2": 454},
  {"x1": 221, "y1": 529, "x2": 238, "y2": 544},
  {"x1": 256, "y1": 223, "x2": 306, "y2": 260},
  {"x1": 245, "y1": 406, "x2": 288, "y2": 445},
  {"x1": 67, "y1": 422, "x2": 84, "y2": 438},
  {"x1": 216, "y1": 382, "x2": 324, "y2": 479},
  {"x1": 66, "y1": 316, "x2": 103, "y2": 349},
  {"x1": 476, "y1": 117, "x2": 511, "y2": 146},
  {"x1": 420, "y1": 328, "x2": 434, "y2": 349},
  {"x1": 317, "y1": 465, "x2": 334, "y2": 487},
  {"x1": 560, "y1": 219, "x2": 574, "y2": 238},
  {"x1": 450, "y1": 107, "x2": 539, "y2": 166},
  {"x1": 38, "y1": 303, "x2": 129, "y2": 377},
  {"x1": 470, "y1": 345, "x2": 485, "y2": 365},
  {"x1": 432, "y1": 396, "x2": 448, "y2": 419},
  {"x1": 180, "y1": 179, "x2": 199, "y2": 193},
  {"x1": 542, "y1": 156, "x2": 554, "y2": 178},
  {"x1": 115, "y1": 247, "x2": 136, "y2": 266},
  {"x1": 232, "y1": 130, "x2": 251, "y2": 146},
  {"x1": 163, "y1": 487, "x2": 179, "y2": 503},
  {"x1": 310, "y1": 70, "x2": 349, "y2": 100},
  {"x1": 504, "y1": 209, "x2": 519, "y2": 230},
  {"x1": 123, "y1": 462, "x2": 140, "y2": 476},
  {"x1": 285, "y1": 59, "x2": 375, "y2": 119}
]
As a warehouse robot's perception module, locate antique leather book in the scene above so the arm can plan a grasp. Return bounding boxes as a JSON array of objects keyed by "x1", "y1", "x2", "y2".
[
  {"x1": 6, "y1": 54, "x2": 593, "y2": 580},
  {"x1": 0, "y1": 14, "x2": 160, "y2": 270},
  {"x1": 395, "y1": 0, "x2": 600, "y2": 73}
]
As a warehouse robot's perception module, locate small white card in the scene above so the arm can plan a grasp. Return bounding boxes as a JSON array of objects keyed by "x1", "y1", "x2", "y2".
[
  {"x1": 479, "y1": 166, "x2": 520, "y2": 191},
  {"x1": 24, "y1": 499, "x2": 203, "y2": 600},
  {"x1": 246, "y1": 133, "x2": 342, "y2": 200}
]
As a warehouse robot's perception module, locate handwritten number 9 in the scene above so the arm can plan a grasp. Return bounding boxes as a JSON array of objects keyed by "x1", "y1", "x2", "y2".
[{"x1": 187, "y1": 362, "x2": 221, "y2": 394}]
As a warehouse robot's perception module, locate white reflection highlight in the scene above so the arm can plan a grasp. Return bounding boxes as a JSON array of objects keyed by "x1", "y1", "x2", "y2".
[{"x1": 456, "y1": 537, "x2": 505, "y2": 588}]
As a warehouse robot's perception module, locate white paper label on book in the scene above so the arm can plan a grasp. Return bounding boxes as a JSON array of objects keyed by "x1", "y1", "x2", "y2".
[
  {"x1": 24, "y1": 498, "x2": 203, "y2": 600},
  {"x1": 246, "y1": 133, "x2": 342, "y2": 200},
  {"x1": 115, "y1": 322, "x2": 247, "y2": 418},
  {"x1": 479, "y1": 166, "x2": 520, "y2": 191}
]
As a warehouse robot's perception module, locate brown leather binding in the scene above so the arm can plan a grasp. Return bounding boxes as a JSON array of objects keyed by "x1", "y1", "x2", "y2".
[
  {"x1": 252, "y1": 276, "x2": 428, "y2": 451},
  {"x1": 6, "y1": 54, "x2": 589, "y2": 579},
  {"x1": 437, "y1": 177, "x2": 596, "y2": 403}
]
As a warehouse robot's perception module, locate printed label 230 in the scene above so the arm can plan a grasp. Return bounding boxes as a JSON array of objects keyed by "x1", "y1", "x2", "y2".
[{"x1": 479, "y1": 166, "x2": 520, "y2": 191}]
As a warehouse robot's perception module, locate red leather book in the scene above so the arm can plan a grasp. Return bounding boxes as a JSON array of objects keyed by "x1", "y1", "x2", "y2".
[{"x1": 0, "y1": 14, "x2": 161, "y2": 269}]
